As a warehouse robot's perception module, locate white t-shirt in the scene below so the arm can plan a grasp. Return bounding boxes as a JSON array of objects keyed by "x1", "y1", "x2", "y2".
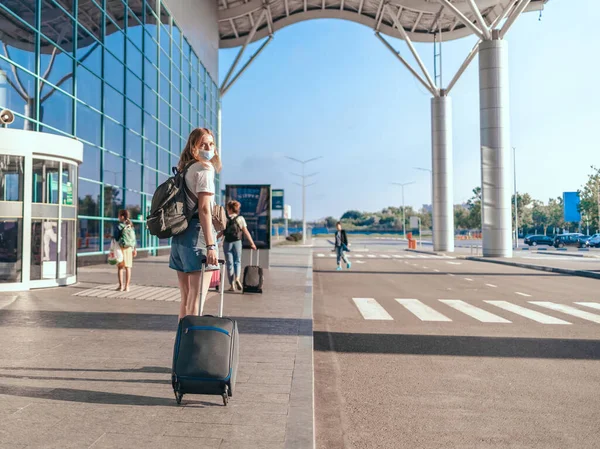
[
  {"x1": 228, "y1": 214, "x2": 247, "y2": 229},
  {"x1": 184, "y1": 161, "x2": 215, "y2": 246},
  {"x1": 184, "y1": 161, "x2": 215, "y2": 212}
]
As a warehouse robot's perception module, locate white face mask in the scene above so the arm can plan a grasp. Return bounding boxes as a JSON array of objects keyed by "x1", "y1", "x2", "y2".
[{"x1": 201, "y1": 149, "x2": 215, "y2": 161}]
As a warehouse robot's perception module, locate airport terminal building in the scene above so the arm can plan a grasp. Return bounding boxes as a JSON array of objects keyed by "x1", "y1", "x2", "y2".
[{"x1": 0, "y1": 0, "x2": 220, "y2": 289}]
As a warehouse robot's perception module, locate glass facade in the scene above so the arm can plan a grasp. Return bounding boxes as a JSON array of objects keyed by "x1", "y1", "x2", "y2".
[{"x1": 0, "y1": 0, "x2": 220, "y2": 257}]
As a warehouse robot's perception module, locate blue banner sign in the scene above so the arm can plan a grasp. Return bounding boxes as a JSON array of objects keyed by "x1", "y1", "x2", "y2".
[
  {"x1": 272, "y1": 189, "x2": 284, "y2": 210},
  {"x1": 563, "y1": 192, "x2": 581, "y2": 223}
]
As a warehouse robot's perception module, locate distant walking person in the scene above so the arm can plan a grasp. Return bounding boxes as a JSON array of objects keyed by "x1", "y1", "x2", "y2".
[
  {"x1": 115, "y1": 210, "x2": 137, "y2": 291},
  {"x1": 334, "y1": 222, "x2": 351, "y2": 271},
  {"x1": 220, "y1": 200, "x2": 256, "y2": 291}
]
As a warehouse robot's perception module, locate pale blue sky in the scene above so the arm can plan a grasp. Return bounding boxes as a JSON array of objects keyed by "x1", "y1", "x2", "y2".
[{"x1": 219, "y1": 0, "x2": 599, "y2": 221}]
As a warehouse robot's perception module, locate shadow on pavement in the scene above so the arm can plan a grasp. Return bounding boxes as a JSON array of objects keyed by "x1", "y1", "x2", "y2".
[
  {"x1": 0, "y1": 373, "x2": 171, "y2": 385},
  {"x1": 0, "y1": 310, "x2": 312, "y2": 335},
  {"x1": 0, "y1": 383, "x2": 219, "y2": 407},
  {"x1": 314, "y1": 331, "x2": 600, "y2": 360},
  {"x1": 0, "y1": 366, "x2": 170, "y2": 373}
]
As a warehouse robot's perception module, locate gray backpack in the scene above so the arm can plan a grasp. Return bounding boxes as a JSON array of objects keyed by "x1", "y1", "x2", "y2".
[{"x1": 146, "y1": 163, "x2": 196, "y2": 239}]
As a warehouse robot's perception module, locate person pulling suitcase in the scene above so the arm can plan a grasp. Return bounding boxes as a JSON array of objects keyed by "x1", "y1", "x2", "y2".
[{"x1": 243, "y1": 249, "x2": 264, "y2": 294}]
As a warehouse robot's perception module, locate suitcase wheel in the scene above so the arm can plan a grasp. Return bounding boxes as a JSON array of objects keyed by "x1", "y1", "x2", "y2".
[
  {"x1": 222, "y1": 385, "x2": 229, "y2": 406},
  {"x1": 175, "y1": 391, "x2": 184, "y2": 405}
]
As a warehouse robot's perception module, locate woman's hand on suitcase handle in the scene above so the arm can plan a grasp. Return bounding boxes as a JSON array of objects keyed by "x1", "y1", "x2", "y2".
[
  {"x1": 206, "y1": 248, "x2": 218, "y2": 266},
  {"x1": 250, "y1": 243, "x2": 257, "y2": 251}
]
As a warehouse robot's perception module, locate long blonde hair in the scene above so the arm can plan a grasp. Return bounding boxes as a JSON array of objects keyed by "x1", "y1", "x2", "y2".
[{"x1": 177, "y1": 128, "x2": 222, "y2": 173}]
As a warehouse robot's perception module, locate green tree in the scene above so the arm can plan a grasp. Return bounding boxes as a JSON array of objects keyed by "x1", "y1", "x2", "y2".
[
  {"x1": 531, "y1": 200, "x2": 549, "y2": 235},
  {"x1": 466, "y1": 187, "x2": 482, "y2": 229},
  {"x1": 454, "y1": 205, "x2": 470, "y2": 230},
  {"x1": 547, "y1": 197, "x2": 565, "y2": 233},
  {"x1": 578, "y1": 166, "x2": 600, "y2": 233},
  {"x1": 324, "y1": 216, "x2": 338, "y2": 228},
  {"x1": 341, "y1": 210, "x2": 362, "y2": 220}
]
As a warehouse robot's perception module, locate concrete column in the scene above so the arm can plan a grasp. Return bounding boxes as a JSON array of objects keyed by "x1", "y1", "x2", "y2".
[
  {"x1": 431, "y1": 93, "x2": 454, "y2": 252},
  {"x1": 479, "y1": 36, "x2": 512, "y2": 257}
]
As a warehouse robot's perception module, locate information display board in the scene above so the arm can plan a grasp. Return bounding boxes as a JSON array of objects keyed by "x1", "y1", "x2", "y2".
[
  {"x1": 272, "y1": 189, "x2": 284, "y2": 210},
  {"x1": 563, "y1": 192, "x2": 581, "y2": 223},
  {"x1": 226, "y1": 185, "x2": 271, "y2": 249}
]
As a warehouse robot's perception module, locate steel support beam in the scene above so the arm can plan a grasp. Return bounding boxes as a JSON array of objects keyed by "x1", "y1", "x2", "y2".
[
  {"x1": 437, "y1": 0, "x2": 486, "y2": 40},
  {"x1": 220, "y1": 36, "x2": 273, "y2": 97},
  {"x1": 479, "y1": 38, "x2": 512, "y2": 257},
  {"x1": 431, "y1": 93, "x2": 454, "y2": 252},
  {"x1": 466, "y1": 0, "x2": 492, "y2": 39},
  {"x1": 500, "y1": 0, "x2": 532, "y2": 38}
]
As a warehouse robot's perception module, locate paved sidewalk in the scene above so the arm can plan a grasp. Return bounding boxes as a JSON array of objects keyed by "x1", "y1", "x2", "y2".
[{"x1": 0, "y1": 247, "x2": 314, "y2": 449}]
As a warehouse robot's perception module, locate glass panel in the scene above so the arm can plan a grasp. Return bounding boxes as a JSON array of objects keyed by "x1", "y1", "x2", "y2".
[
  {"x1": 32, "y1": 159, "x2": 60, "y2": 204},
  {"x1": 144, "y1": 85, "x2": 158, "y2": 115},
  {"x1": 0, "y1": 219, "x2": 22, "y2": 283},
  {"x1": 144, "y1": 167, "x2": 157, "y2": 194},
  {"x1": 145, "y1": 141, "x2": 157, "y2": 170},
  {"x1": 126, "y1": 130, "x2": 142, "y2": 162},
  {"x1": 78, "y1": 28, "x2": 103, "y2": 74},
  {"x1": 105, "y1": 29, "x2": 125, "y2": 61},
  {"x1": 30, "y1": 219, "x2": 58, "y2": 280},
  {"x1": 40, "y1": 81, "x2": 73, "y2": 135},
  {"x1": 77, "y1": 218, "x2": 100, "y2": 253},
  {"x1": 133, "y1": 221, "x2": 143, "y2": 248},
  {"x1": 159, "y1": 121, "x2": 169, "y2": 150},
  {"x1": 171, "y1": 106, "x2": 180, "y2": 134},
  {"x1": 41, "y1": 2, "x2": 74, "y2": 54},
  {"x1": 145, "y1": 61, "x2": 158, "y2": 91},
  {"x1": 159, "y1": 23, "x2": 170, "y2": 54},
  {"x1": 61, "y1": 162, "x2": 76, "y2": 206},
  {"x1": 105, "y1": 0, "x2": 124, "y2": 28},
  {"x1": 76, "y1": 102, "x2": 101, "y2": 146},
  {"x1": 104, "y1": 120, "x2": 124, "y2": 155},
  {"x1": 158, "y1": 149, "x2": 170, "y2": 174},
  {"x1": 78, "y1": 179, "x2": 101, "y2": 217},
  {"x1": 59, "y1": 220, "x2": 76, "y2": 276},
  {"x1": 0, "y1": 14, "x2": 36, "y2": 74},
  {"x1": 171, "y1": 133, "x2": 180, "y2": 156},
  {"x1": 0, "y1": 155, "x2": 24, "y2": 202},
  {"x1": 104, "y1": 152, "x2": 123, "y2": 186},
  {"x1": 125, "y1": 190, "x2": 142, "y2": 218},
  {"x1": 144, "y1": 113, "x2": 157, "y2": 143},
  {"x1": 159, "y1": 72, "x2": 170, "y2": 102},
  {"x1": 104, "y1": 51, "x2": 124, "y2": 91},
  {"x1": 126, "y1": 40, "x2": 143, "y2": 78},
  {"x1": 126, "y1": 70, "x2": 142, "y2": 104},
  {"x1": 104, "y1": 84, "x2": 124, "y2": 122},
  {"x1": 126, "y1": 100, "x2": 142, "y2": 134},
  {"x1": 125, "y1": 160, "x2": 142, "y2": 192},
  {"x1": 78, "y1": 0, "x2": 103, "y2": 40},
  {"x1": 145, "y1": 36, "x2": 158, "y2": 65},
  {"x1": 104, "y1": 186, "x2": 124, "y2": 218},
  {"x1": 159, "y1": 49, "x2": 170, "y2": 78},
  {"x1": 104, "y1": 220, "x2": 119, "y2": 251},
  {"x1": 76, "y1": 66, "x2": 101, "y2": 110},
  {"x1": 1, "y1": 0, "x2": 36, "y2": 27}
]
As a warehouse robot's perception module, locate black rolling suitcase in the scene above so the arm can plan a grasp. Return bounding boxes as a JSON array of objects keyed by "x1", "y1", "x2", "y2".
[
  {"x1": 172, "y1": 260, "x2": 239, "y2": 406},
  {"x1": 243, "y1": 249, "x2": 263, "y2": 294}
]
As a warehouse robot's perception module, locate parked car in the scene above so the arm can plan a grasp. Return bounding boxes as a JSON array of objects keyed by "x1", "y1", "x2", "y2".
[
  {"x1": 585, "y1": 234, "x2": 600, "y2": 248},
  {"x1": 553, "y1": 233, "x2": 585, "y2": 248},
  {"x1": 524, "y1": 235, "x2": 554, "y2": 246}
]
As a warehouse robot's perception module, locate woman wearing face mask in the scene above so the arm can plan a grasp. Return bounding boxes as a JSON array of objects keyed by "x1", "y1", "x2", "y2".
[{"x1": 169, "y1": 128, "x2": 221, "y2": 319}]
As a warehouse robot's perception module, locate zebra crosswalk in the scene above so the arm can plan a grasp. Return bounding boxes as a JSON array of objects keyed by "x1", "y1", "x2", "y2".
[
  {"x1": 350, "y1": 298, "x2": 600, "y2": 325},
  {"x1": 315, "y1": 253, "x2": 451, "y2": 259}
]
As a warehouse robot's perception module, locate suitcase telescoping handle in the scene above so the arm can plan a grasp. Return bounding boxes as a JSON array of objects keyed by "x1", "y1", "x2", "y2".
[
  {"x1": 199, "y1": 258, "x2": 226, "y2": 317},
  {"x1": 251, "y1": 249, "x2": 260, "y2": 266}
]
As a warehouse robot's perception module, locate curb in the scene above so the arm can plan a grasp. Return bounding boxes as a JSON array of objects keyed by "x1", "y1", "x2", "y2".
[
  {"x1": 466, "y1": 257, "x2": 600, "y2": 280},
  {"x1": 405, "y1": 248, "x2": 446, "y2": 257},
  {"x1": 530, "y1": 251, "x2": 600, "y2": 259}
]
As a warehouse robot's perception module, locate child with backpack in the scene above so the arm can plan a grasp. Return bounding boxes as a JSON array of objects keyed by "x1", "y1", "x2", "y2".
[
  {"x1": 115, "y1": 209, "x2": 137, "y2": 291},
  {"x1": 220, "y1": 200, "x2": 256, "y2": 291}
]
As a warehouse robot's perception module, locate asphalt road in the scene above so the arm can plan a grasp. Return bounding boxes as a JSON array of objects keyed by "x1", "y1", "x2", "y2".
[{"x1": 312, "y1": 245, "x2": 600, "y2": 449}]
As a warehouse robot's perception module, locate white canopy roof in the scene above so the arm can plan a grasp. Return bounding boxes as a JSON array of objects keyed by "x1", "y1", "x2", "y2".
[{"x1": 217, "y1": 0, "x2": 548, "y2": 48}]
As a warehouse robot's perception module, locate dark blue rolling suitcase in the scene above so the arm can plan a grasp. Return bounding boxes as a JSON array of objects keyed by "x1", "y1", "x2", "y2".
[{"x1": 172, "y1": 260, "x2": 239, "y2": 405}]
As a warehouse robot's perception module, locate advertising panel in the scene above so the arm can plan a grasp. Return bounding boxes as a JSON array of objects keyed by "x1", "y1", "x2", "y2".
[
  {"x1": 272, "y1": 189, "x2": 284, "y2": 210},
  {"x1": 226, "y1": 185, "x2": 271, "y2": 249},
  {"x1": 563, "y1": 192, "x2": 581, "y2": 223}
]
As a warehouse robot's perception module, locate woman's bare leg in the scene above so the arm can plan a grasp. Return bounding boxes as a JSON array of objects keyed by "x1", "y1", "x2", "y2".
[
  {"x1": 177, "y1": 271, "x2": 190, "y2": 319},
  {"x1": 124, "y1": 267, "x2": 132, "y2": 291},
  {"x1": 116, "y1": 265, "x2": 124, "y2": 290},
  {"x1": 198, "y1": 271, "x2": 212, "y2": 316},
  {"x1": 187, "y1": 271, "x2": 203, "y2": 316}
]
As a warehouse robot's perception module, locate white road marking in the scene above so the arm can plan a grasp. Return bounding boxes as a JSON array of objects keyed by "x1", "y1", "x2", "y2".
[
  {"x1": 354, "y1": 260, "x2": 365, "y2": 264},
  {"x1": 423, "y1": 266, "x2": 429, "y2": 269},
  {"x1": 529, "y1": 301, "x2": 600, "y2": 324},
  {"x1": 380, "y1": 254, "x2": 391, "y2": 258},
  {"x1": 448, "y1": 273, "x2": 455, "y2": 277},
  {"x1": 367, "y1": 254, "x2": 376, "y2": 258},
  {"x1": 395, "y1": 299, "x2": 452, "y2": 322},
  {"x1": 447, "y1": 262, "x2": 461, "y2": 265},
  {"x1": 352, "y1": 298, "x2": 393, "y2": 320},
  {"x1": 354, "y1": 254, "x2": 364, "y2": 258},
  {"x1": 515, "y1": 292, "x2": 532, "y2": 297},
  {"x1": 405, "y1": 255, "x2": 416, "y2": 258},
  {"x1": 576, "y1": 302, "x2": 600, "y2": 311},
  {"x1": 485, "y1": 284, "x2": 497, "y2": 288},
  {"x1": 329, "y1": 254, "x2": 336, "y2": 258},
  {"x1": 433, "y1": 269, "x2": 440, "y2": 272},
  {"x1": 464, "y1": 278, "x2": 474, "y2": 282},
  {"x1": 393, "y1": 255, "x2": 404, "y2": 258},
  {"x1": 317, "y1": 254, "x2": 325, "y2": 257},
  {"x1": 485, "y1": 301, "x2": 571, "y2": 325},
  {"x1": 440, "y1": 300, "x2": 511, "y2": 323}
]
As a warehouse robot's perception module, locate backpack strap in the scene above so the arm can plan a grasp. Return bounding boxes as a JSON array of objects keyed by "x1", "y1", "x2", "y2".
[{"x1": 180, "y1": 161, "x2": 198, "y2": 216}]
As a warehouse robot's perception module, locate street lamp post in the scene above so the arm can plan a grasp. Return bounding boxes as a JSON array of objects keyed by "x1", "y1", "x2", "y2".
[
  {"x1": 392, "y1": 181, "x2": 415, "y2": 238},
  {"x1": 286, "y1": 156, "x2": 322, "y2": 245},
  {"x1": 513, "y1": 147, "x2": 518, "y2": 249}
]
